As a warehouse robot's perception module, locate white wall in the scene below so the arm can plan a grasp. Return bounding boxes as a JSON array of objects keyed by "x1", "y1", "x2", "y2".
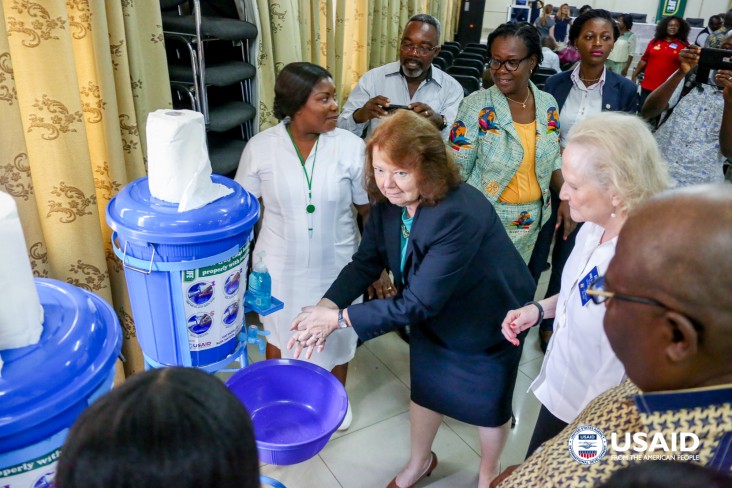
[
  {"x1": 482, "y1": 2, "x2": 518, "y2": 34},
  {"x1": 604, "y1": 0, "x2": 729, "y2": 23},
  {"x1": 481, "y1": 0, "x2": 732, "y2": 39}
]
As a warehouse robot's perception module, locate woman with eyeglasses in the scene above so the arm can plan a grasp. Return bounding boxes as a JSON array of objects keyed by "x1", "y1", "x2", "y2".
[
  {"x1": 450, "y1": 22, "x2": 564, "y2": 280},
  {"x1": 337, "y1": 14, "x2": 463, "y2": 140},
  {"x1": 500, "y1": 112, "x2": 670, "y2": 457}
]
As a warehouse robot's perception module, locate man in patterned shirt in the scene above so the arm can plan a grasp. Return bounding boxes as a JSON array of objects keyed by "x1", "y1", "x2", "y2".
[
  {"x1": 705, "y1": 10, "x2": 732, "y2": 48},
  {"x1": 493, "y1": 184, "x2": 732, "y2": 487}
]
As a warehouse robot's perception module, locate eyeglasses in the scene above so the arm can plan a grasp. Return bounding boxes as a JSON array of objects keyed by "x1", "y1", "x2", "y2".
[
  {"x1": 399, "y1": 42, "x2": 439, "y2": 56},
  {"x1": 587, "y1": 275, "x2": 705, "y2": 333},
  {"x1": 487, "y1": 55, "x2": 531, "y2": 72},
  {"x1": 586, "y1": 276, "x2": 666, "y2": 307}
]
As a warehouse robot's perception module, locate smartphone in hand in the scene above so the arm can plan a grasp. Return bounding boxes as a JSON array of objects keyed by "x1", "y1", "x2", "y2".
[
  {"x1": 699, "y1": 48, "x2": 732, "y2": 71},
  {"x1": 383, "y1": 104, "x2": 411, "y2": 112},
  {"x1": 696, "y1": 48, "x2": 732, "y2": 85}
]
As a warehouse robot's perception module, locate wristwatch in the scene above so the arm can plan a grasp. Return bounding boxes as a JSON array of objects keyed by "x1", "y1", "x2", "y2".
[
  {"x1": 337, "y1": 309, "x2": 348, "y2": 329},
  {"x1": 439, "y1": 114, "x2": 447, "y2": 130}
]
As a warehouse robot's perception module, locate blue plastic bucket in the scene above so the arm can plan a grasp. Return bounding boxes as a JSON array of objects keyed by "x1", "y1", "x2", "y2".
[
  {"x1": 0, "y1": 279, "x2": 122, "y2": 487},
  {"x1": 106, "y1": 175, "x2": 259, "y2": 370}
]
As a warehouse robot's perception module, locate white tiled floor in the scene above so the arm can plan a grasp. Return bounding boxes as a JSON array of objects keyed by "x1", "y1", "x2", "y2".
[{"x1": 222, "y1": 273, "x2": 550, "y2": 488}]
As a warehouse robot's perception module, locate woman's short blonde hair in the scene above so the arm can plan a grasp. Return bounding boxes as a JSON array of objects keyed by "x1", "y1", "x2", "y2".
[{"x1": 566, "y1": 112, "x2": 671, "y2": 215}]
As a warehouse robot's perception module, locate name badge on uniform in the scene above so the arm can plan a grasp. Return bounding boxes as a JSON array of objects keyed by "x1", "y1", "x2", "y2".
[
  {"x1": 578, "y1": 266, "x2": 599, "y2": 306},
  {"x1": 669, "y1": 43, "x2": 678, "y2": 49}
]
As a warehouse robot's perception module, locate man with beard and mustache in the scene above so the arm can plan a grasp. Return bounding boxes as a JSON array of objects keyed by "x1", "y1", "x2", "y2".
[{"x1": 337, "y1": 14, "x2": 463, "y2": 139}]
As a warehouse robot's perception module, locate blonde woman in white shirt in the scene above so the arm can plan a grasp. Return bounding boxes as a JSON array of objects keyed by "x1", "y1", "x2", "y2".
[{"x1": 501, "y1": 112, "x2": 670, "y2": 457}]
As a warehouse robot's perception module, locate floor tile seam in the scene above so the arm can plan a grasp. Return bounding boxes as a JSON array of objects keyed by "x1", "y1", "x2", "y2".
[
  {"x1": 363, "y1": 341, "x2": 412, "y2": 391},
  {"x1": 327, "y1": 407, "x2": 412, "y2": 442},
  {"x1": 317, "y1": 453, "x2": 346, "y2": 488},
  {"x1": 440, "y1": 419, "x2": 482, "y2": 458}
]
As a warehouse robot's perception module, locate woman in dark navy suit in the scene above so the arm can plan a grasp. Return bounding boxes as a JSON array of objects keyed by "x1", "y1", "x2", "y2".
[{"x1": 289, "y1": 109, "x2": 535, "y2": 488}]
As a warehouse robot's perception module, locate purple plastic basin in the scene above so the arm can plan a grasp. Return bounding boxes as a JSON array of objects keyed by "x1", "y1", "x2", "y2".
[{"x1": 225, "y1": 359, "x2": 348, "y2": 465}]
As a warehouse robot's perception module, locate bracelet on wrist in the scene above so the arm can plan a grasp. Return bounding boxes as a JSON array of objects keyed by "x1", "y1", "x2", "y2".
[{"x1": 524, "y1": 300, "x2": 545, "y2": 327}]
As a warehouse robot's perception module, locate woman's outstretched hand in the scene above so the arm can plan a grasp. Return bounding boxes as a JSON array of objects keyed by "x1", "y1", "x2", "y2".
[
  {"x1": 288, "y1": 306, "x2": 339, "y2": 359},
  {"x1": 501, "y1": 304, "x2": 540, "y2": 346}
]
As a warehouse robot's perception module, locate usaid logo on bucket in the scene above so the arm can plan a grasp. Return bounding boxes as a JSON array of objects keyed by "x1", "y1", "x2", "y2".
[{"x1": 568, "y1": 425, "x2": 607, "y2": 464}]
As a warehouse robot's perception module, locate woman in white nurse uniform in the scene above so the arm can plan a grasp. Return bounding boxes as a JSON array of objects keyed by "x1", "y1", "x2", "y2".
[{"x1": 235, "y1": 62, "x2": 377, "y2": 428}]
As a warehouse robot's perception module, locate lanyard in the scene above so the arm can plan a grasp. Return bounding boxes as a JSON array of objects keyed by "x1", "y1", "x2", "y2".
[{"x1": 286, "y1": 125, "x2": 319, "y2": 237}]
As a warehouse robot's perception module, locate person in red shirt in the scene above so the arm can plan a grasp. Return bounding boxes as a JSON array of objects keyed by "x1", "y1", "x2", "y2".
[{"x1": 632, "y1": 16, "x2": 690, "y2": 110}]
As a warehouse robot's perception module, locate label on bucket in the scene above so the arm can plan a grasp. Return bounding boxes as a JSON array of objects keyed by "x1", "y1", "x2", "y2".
[
  {"x1": 0, "y1": 448, "x2": 59, "y2": 487},
  {"x1": 181, "y1": 245, "x2": 248, "y2": 352}
]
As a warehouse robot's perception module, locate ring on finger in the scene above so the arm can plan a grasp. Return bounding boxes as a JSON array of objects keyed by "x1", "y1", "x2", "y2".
[{"x1": 425, "y1": 110, "x2": 430, "y2": 117}]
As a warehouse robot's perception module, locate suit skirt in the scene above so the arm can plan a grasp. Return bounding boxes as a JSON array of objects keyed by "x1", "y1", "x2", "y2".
[{"x1": 409, "y1": 324, "x2": 524, "y2": 427}]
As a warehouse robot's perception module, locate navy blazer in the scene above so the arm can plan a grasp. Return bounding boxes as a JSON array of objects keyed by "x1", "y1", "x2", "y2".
[
  {"x1": 544, "y1": 69, "x2": 639, "y2": 113},
  {"x1": 324, "y1": 183, "x2": 535, "y2": 353}
]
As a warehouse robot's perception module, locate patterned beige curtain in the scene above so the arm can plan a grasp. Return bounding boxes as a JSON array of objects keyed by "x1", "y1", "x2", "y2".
[
  {"x1": 333, "y1": 2, "x2": 368, "y2": 100},
  {"x1": 367, "y1": 0, "x2": 422, "y2": 69},
  {"x1": 253, "y1": 0, "x2": 306, "y2": 128},
  {"x1": 0, "y1": 0, "x2": 172, "y2": 377},
  {"x1": 365, "y1": 0, "x2": 460, "y2": 70},
  {"x1": 252, "y1": 0, "x2": 368, "y2": 130},
  {"x1": 424, "y1": 0, "x2": 460, "y2": 44}
]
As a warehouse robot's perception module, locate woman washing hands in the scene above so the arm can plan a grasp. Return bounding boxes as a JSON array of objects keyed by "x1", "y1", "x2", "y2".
[{"x1": 290, "y1": 109, "x2": 535, "y2": 488}]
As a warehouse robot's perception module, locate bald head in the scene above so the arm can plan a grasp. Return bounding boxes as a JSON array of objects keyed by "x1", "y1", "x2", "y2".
[
  {"x1": 621, "y1": 185, "x2": 732, "y2": 314},
  {"x1": 603, "y1": 185, "x2": 732, "y2": 391}
]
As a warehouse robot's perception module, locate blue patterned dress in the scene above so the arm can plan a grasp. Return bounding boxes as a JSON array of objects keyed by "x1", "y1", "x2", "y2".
[{"x1": 655, "y1": 85, "x2": 726, "y2": 187}]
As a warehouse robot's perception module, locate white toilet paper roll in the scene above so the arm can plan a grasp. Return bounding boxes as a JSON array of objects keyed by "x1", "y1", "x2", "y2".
[
  {"x1": 0, "y1": 191, "x2": 43, "y2": 354},
  {"x1": 146, "y1": 109, "x2": 233, "y2": 212}
]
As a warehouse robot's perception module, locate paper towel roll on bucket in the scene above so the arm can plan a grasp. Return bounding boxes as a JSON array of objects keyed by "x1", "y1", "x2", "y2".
[
  {"x1": 147, "y1": 109, "x2": 233, "y2": 212},
  {"x1": 0, "y1": 191, "x2": 43, "y2": 369}
]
